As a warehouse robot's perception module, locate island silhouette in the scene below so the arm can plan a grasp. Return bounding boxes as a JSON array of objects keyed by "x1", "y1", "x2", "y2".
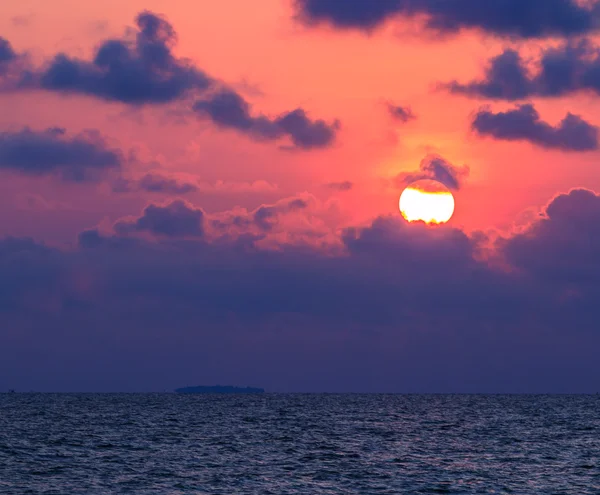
[{"x1": 174, "y1": 385, "x2": 265, "y2": 394}]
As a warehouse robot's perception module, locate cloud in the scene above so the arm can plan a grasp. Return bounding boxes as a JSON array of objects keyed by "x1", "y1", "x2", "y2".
[
  {"x1": 23, "y1": 11, "x2": 212, "y2": 104},
  {"x1": 4, "y1": 189, "x2": 600, "y2": 391},
  {"x1": 472, "y1": 104, "x2": 598, "y2": 151},
  {"x1": 294, "y1": 0, "x2": 600, "y2": 39},
  {"x1": 447, "y1": 40, "x2": 600, "y2": 100},
  {"x1": 77, "y1": 229, "x2": 109, "y2": 249},
  {"x1": 211, "y1": 196, "x2": 311, "y2": 234},
  {"x1": 114, "y1": 175, "x2": 279, "y2": 195},
  {"x1": 114, "y1": 200, "x2": 204, "y2": 237},
  {"x1": 0, "y1": 37, "x2": 17, "y2": 65},
  {"x1": 0, "y1": 37, "x2": 22, "y2": 79},
  {"x1": 253, "y1": 198, "x2": 309, "y2": 231},
  {"x1": 192, "y1": 89, "x2": 339, "y2": 149},
  {"x1": 0, "y1": 127, "x2": 122, "y2": 181},
  {"x1": 0, "y1": 13, "x2": 340, "y2": 150},
  {"x1": 325, "y1": 181, "x2": 353, "y2": 192},
  {"x1": 0, "y1": 237, "x2": 65, "y2": 313},
  {"x1": 395, "y1": 154, "x2": 469, "y2": 190},
  {"x1": 445, "y1": 50, "x2": 532, "y2": 100},
  {"x1": 387, "y1": 103, "x2": 416, "y2": 123},
  {"x1": 83, "y1": 213, "x2": 489, "y2": 327},
  {"x1": 277, "y1": 109, "x2": 340, "y2": 149},
  {"x1": 138, "y1": 174, "x2": 198, "y2": 193},
  {"x1": 501, "y1": 188, "x2": 600, "y2": 284},
  {"x1": 113, "y1": 173, "x2": 198, "y2": 194}
]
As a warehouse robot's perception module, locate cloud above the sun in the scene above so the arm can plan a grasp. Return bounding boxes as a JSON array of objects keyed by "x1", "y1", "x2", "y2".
[
  {"x1": 472, "y1": 104, "x2": 599, "y2": 151},
  {"x1": 446, "y1": 40, "x2": 600, "y2": 100},
  {"x1": 294, "y1": 0, "x2": 600, "y2": 39},
  {"x1": 395, "y1": 155, "x2": 470, "y2": 191}
]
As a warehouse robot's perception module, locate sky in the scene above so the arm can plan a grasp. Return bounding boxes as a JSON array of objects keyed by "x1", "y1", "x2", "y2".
[{"x1": 1, "y1": 0, "x2": 600, "y2": 393}]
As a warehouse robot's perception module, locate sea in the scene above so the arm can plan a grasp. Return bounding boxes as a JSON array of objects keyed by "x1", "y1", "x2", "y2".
[{"x1": 0, "y1": 394, "x2": 598, "y2": 494}]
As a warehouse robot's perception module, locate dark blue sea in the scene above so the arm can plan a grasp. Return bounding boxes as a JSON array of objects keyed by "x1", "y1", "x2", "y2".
[{"x1": 1, "y1": 394, "x2": 598, "y2": 494}]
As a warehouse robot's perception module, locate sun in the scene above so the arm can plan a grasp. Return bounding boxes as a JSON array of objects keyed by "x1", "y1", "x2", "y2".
[{"x1": 399, "y1": 179, "x2": 455, "y2": 224}]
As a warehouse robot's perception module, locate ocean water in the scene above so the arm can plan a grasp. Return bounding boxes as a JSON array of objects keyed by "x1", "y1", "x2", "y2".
[{"x1": 0, "y1": 394, "x2": 598, "y2": 494}]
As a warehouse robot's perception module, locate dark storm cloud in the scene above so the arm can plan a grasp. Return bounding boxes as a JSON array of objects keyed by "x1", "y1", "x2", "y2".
[
  {"x1": 81, "y1": 213, "x2": 491, "y2": 326},
  {"x1": 114, "y1": 200, "x2": 204, "y2": 237},
  {"x1": 26, "y1": 11, "x2": 212, "y2": 104},
  {"x1": 472, "y1": 104, "x2": 598, "y2": 151},
  {"x1": 0, "y1": 237, "x2": 65, "y2": 313},
  {"x1": 4, "y1": 190, "x2": 600, "y2": 392},
  {"x1": 113, "y1": 174, "x2": 198, "y2": 194},
  {"x1": 0, "y1": 127, "x2": 122, "y2": 181},
  {"x1": 192, "y1": 90, "x2": 339, "y2": 149},
  {"x1": 325, "y1": 181, "x2": 353, "y2": 192},
  {"x1": 295, "y1": 0, "x2": 600, "y2": 39},
  {"x1": 342, "y1": 216, "x2": 477, "y2": 274},
  {"x1": 77, "y1": 228, "x2": 142, "y2": 250},
  {"x1": 387, "y1": 103, "x2": 416, "y2": 123},
  {"x1": 77, "y1": 229, "x2": 108, "y2": 249},
  {"x1": 447, "y1": 40, "x2": 600, "y2": 100},
  {"x1": 501, "y1": 188, "x2": 600, "y2": 285},
  {"x1": 396, "y1": 154, "x2": 469, "y2": 191}
]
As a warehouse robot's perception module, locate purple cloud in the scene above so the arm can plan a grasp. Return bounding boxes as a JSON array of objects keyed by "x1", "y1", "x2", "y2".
[
  {"x1": 396, "y1": 154, "x2": 470, "y2": 190},
  {"x1": 192, "y1": 90, "x2": 339, "y2": 149},
  {"x1": 114, "y1": 200, "x2": 204, "y2": 238},
  {"x1": 0, "y1": 37, "x2": 17, "y2": 67},
  {"x1": 113, "y1": 174, "x2": 198, "y2": 194},
  {"x1": 28, "y1": 11, "x2": 211, "y2": 104},
  {"x1": 0, "y1": 13, "x2": 340, "y2": 150},
  {"x1": 501, "y1": 188, "x2": 600, "y2": 284},
  {"x1": 0, "y1": 127, "x2": 122, "y2": 181},
  {"x1": 295, "y1": 0, "x2": 600, "y2": 39},
  {"x1": 211, "y1": 196, "x2": 310, "y2": 234},
  {"x1": 3, "y1": 189, "x2": 600, "y2": 391},
  {"x1": 447, "y1": 40, "x2": 600, "y2": 100},
  {"x1": 472, "y1": 104, "x2": 598, "y2": 151},
  {"x1": 387, "y1": 103, "x2": 416, "y2": 123}
]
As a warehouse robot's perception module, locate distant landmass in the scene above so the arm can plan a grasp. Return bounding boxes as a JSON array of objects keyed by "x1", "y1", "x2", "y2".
[{"x1": 174, "y1": 385, "x2": 265, "y2": 394}]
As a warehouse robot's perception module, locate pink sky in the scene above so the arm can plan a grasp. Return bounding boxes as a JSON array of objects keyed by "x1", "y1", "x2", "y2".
[{"x1": 3, "y1": 0, "x2": 600, "y2": 244}]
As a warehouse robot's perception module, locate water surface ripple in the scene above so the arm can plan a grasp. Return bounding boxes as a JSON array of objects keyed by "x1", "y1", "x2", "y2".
[{"x1": 1, "y1": 394, "x2": 598, "y2": 494}]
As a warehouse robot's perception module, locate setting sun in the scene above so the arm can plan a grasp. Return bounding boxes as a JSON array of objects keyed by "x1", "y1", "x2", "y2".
[{"x1": 399, "y1": 180, "x2": 455, "y2": 224}]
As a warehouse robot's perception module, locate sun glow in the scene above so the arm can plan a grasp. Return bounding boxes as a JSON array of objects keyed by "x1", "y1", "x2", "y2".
[{"x1": 399, "y1": 180, "x2": 455, "y2": 224}]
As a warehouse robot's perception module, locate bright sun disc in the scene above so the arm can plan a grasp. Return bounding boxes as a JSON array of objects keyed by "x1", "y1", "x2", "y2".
[{"x1": 399, "y1": 179, "x2": 455, "y2": 224}]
